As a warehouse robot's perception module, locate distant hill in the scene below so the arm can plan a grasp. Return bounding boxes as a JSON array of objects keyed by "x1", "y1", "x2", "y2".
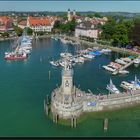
[{"x1": 0, "y1": 11, "x2": 140, "y2": 19}]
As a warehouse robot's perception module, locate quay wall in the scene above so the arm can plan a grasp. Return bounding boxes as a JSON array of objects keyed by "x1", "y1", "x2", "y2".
[
  {"x1": 83, "y1": 90, "x2": 140, "y2": 112},
  {"x1": 63, "y1": 35, "x2": 140, "y2": 56}
]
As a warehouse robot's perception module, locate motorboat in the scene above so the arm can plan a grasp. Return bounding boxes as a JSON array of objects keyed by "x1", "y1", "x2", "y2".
[
  {"x1": 100, "y1": 48, "x2": 112, "y2": 53},
  {"x1": 50, "y1": 61, "x2": 59, "y2": 67},
  {"x1": 60, "y1": 38, "x2": 72, "y2": 44},
  {"x1": 83, "y1": 54, "x2": 95, "y2": 59},
  {"x1": 102, "y1": 65, "x2": 116, "y2": 72},
  {"x1": 120, "y1": 81, "x2": 136, "y2": 91},
  {"x1": 118, "y1": 70, "x2": 129, "y2": 74},
  {"x1": 115, "y1": 59, "x2": 127, "y2": 65},
  {"x1": 134, "y1": 58, "x2": 140, "y2": 64},
  {"x1": 60, "y1": 53, "x2": 72, "y2": 58},
  {"x1": 5, "y1": 52, "x2": 27, "y2": 60},
  {"x1": 59, "y1": 60, "x2": 65, "y2": 67},
  {"x1": 74, "y1": 56, "x2": 84, "y2": 63},
  {"x1": 109, "y1": 62, "x2": 121, "y2": 69},
  {"x1": 120, "y1": 57, "x2": 131, "y2": 63}
]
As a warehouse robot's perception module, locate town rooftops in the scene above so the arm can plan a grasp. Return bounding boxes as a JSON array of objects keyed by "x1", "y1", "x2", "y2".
[
  {"x1": 18, "y1": 20, "x2": 27, "y2": 26},
  {"x1": 76, "y1": 21, "x2": 95, "y2": 30},
  {"x1": 28, "y1": 16, "x2": 56, "y2": 26},
  {"x1": 0, "y1": 16, "x2": 12, "y2": 24}
]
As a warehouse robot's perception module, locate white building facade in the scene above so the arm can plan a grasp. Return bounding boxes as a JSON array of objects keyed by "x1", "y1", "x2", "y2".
[
  {"x1": 75, "y1": 22, "x2": 99, "y2": 39},
  {"x1": 27, "y1": 16, "x2": 56, "y2": 32}
]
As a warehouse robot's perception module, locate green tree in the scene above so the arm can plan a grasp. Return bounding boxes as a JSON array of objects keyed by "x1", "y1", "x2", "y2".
[
  {"x1": 54, "y1": 19, "x2": 77, "y2": 33},
  {"x1": 129, "y1": 18, "x2": 140, "y2": 47},
  {"x1": 53, "y1": 20, "x2": 61, "y2": 29},
  {"x1": 87, "y1": 14, "x2": 94, "y2": 18},
  {"x1": 1, "y1": 32, "x2": 9, "y2": 38},
  {"x1": 100, "y1": 17, "x2": 116, "y2": 40},
  {"x1": 112, "y1": 23, "x2": 129, "y2": 46},
  {"x1": 94, "y1": 13, "x2": 102, "y2": 18},
  {"x1": 26, "y1": 27, "x2": 33, "y2": 35},
  {"x1": 14, "y1": 26, "x2": 23, "y2": 36}
]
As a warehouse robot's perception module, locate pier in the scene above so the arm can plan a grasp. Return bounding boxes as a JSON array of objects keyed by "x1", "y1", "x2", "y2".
[
  {"x1": 104, "y1": 118, "x2": 108, "y2": 131},
  {"x1": 112, "y1": 56, "x2": 140, "y2": 75}
]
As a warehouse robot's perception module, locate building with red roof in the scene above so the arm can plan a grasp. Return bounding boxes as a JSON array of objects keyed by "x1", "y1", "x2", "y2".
[
  {"x1": 27, "y1": 16, "x2": 56, "y2": 32},
  {"x1": 18, "y1": 20, "x2": 27, "y2": 29},
  {"x1": 0, "y1": 16, "x2": 13, "y2": 32}
]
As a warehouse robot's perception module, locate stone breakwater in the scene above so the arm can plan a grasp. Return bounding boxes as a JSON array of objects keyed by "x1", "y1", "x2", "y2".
[
  {"x1": 83, "y1": 90, "x2": 140, "y2": 112},
  {"x1": 48, "y1": 88, "x2": 140, "y2": 120}
]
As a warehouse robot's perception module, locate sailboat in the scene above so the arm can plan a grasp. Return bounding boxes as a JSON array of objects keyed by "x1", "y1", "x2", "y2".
[
  {"x1": 106, "y1": 78, "x2": 120, "y2": 94},
  {"x1": 130, "y1": 75, "x2": 140, "y2": 90}
]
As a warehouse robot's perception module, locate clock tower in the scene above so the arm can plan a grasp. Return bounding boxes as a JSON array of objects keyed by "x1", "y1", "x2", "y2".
[
  {"x1": 50, "y1": 57, "x2": 84, "y2": 119},
  {"x1": 61, "y1": 60, "x2": 73, "y2": 95},
  {"x1": 61, "y1": 59, "x2": 74, "y2": 104}
]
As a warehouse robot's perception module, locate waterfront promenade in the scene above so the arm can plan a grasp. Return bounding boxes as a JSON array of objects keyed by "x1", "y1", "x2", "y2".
[
  {"x1": 2, "y1": 34, "x2": 140, "y2": 57},
  {"x1": 59, "y1": 35, "x2": 140, "y2": 56}
]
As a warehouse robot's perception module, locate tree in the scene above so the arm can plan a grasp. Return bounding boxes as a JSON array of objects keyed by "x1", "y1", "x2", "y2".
[
  {"x1": 129, "y1": 18, "x2": 140, "y2": 47},
  {"x1": 60, "y1": 14, "x2": 68, "y2": 20},
  {"x1": 14, "y1": 26, "x2": 23, "y2": 36},
  {"x1": 1, "y1": 32, "x2": 9, "y2": 38},
  {"x1": 53, "y1": 19, "x2": 77, "y2": 34},
  {"x1": 26, "y1": 27, "x2": 33, "y2": 35},
  {"x1": 100, "y1": 17, "x2": 116, "y2": 40},
  {"x1": 112, "y1": 24, "x2": 129, "y2": 46},
  {"x1": 94, "y1": 13, "x2": 102, "y2": 18},
  {"x1": 53, "y1": 20, "x2": 61, "y2": 29},
  {"x1": 87, "y1": 14, "x2": 94, "y2": 18},
  {"x1": 100, "y1": 16, "x2": 133, "y2": 47}
]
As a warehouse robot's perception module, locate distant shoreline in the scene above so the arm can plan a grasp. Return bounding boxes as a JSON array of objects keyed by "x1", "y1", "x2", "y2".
[
  {"x1": 0, "y1": 34, "x2": 51, "y2": 42},
  {"x1": 0, "y1": 37, "x2": 18, "y2": 42}
]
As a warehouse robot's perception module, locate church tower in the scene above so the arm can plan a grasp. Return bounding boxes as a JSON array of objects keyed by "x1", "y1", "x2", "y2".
[
  {"x1": 67, "y1": 8, "x2": 71, "y2": 21},
  {"x1": 73, "y1": 10, "x2": 76, "y2": 17}
]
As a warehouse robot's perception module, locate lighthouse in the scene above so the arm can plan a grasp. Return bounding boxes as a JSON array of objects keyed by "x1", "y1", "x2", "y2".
[{"x1": 50, "y1": 58, "x2": 84, "y2": 119}]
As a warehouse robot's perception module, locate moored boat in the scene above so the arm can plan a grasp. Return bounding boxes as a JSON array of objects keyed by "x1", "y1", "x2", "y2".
[
  {"x1": 118, "y1": 70, "x2": 129, "y2": 74},
  {"x1": 120, "y1": 81, "x2": 136, "y2": 91},
  {"x1": 106, "y1": 79, "x2": 120, "y2": 94},
  {"x1": 134, "y1": 58, "x2": 140, "y2": 64},
  {"x1": 4, "y1": 52, "x2": 27, "y2": 60},
  {"x1": 115, "y1": 59, "x2": 127, "y2": 65},
  {"x1": 50, "y1": 61, "x2": 59, "y2": 67}
]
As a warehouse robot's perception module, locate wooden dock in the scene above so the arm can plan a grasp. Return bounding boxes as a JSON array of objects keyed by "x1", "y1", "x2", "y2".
[
  {"x1": 104, "y1": 118, "x2": 108, "y2": 131},
  {"x1": 112, "y1": 56, "x2": 140, "y2": 75}
]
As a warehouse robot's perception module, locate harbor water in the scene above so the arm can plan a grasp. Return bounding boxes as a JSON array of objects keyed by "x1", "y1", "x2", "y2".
[{"x1": 0, "y1": 38, "x2": 140, "y2": 137}]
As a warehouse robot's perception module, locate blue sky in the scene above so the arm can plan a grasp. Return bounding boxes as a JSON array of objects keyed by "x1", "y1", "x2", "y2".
[{"x1": 0, "y1": 1, "x2": 140, "y2": 13}]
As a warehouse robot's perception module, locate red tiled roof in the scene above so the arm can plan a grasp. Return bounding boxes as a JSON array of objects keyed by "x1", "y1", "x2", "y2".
[
  {"x1": 28, "y1": 16, "x2": 53, "y2": 26},
  {"x1": 0, "y1": 16, "x2": 12, "y2": 23},
  {"x1": 18, "y1": 20, "x2": 27, "y2": 26}
]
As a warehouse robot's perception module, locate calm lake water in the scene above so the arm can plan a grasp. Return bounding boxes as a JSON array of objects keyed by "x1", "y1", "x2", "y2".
[{"x1": 0, "y1": 38, "x2": 140, "y2": 137}]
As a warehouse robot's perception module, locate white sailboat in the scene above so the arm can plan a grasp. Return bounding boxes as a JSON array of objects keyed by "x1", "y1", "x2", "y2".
[{"x1": 106, "y1": 79, "x2": 120, "y2": 94}]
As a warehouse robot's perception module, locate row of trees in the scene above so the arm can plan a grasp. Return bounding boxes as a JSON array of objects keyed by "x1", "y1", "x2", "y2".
[
  {"x1": 99, "y1": 16, "x2": 140, "y2": 47},
  {"x1": 53, "y1": 19, "x2": 77, "y2": 34},
  {"x1": 13, "y1": 26, "x2": 33, "y2": 36}
]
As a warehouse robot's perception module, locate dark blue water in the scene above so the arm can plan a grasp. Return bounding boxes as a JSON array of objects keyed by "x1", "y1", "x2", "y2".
[{"x1": 0, "y1": 38, "x2": 140, "y2": 137}]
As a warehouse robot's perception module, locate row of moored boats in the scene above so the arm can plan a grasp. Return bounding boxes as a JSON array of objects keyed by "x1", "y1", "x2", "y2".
[
  {"x1": 5, "y1": 34, "x2": 33, "y2": 61},
  {"x1": 106, "y1": 75, "x2": 140, "y2": 94},
  {"x1": 102, "y1": 56, "x2": 137, "y2": 74}
]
